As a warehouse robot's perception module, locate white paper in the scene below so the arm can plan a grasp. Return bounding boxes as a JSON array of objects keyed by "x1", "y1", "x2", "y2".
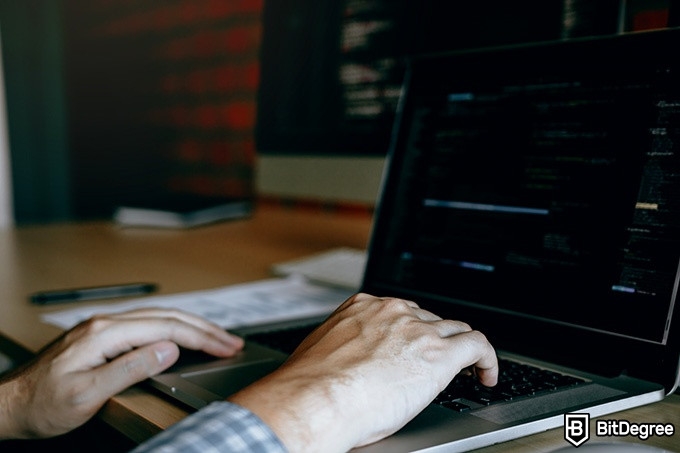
[{"x1": 41, "y1": 277, "x2": 353, "y2": 330}]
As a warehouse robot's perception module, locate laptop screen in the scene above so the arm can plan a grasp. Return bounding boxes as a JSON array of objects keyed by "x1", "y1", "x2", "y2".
[{"x1": 364, "y1": 30, "x2": 680, "y2": 347}]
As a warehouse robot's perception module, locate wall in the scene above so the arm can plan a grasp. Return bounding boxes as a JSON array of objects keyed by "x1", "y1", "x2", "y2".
[
  {"x1": 0, "y1": 1, "x2": 72, "y2": 225},
  {"x1": 63, "y1": 0, "x2": 262, "y2": 218},
  {"x1": 0, "y1": 27, "x2": 11, "y2": 227}
]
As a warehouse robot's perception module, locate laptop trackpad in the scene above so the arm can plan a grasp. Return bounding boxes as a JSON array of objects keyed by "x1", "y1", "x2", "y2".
[{"x1": 182, "y1": 358, "x2": 284, "y2": 399}]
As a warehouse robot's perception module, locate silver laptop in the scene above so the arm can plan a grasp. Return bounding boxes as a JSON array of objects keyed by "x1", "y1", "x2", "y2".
[{"x1": 148, "y1": 29, "x2": 680, "y2": 452}]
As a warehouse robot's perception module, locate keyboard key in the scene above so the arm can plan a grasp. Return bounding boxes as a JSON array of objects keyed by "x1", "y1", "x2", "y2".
[
  {"x1": 435, "y1": 358, "x2": 586, "y2": 412},
  {"x1": 440, "y1": 401, "x2": 471, "y2": 412}
]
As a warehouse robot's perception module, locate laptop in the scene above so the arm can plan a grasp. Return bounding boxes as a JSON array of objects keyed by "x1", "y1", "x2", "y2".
[{"x1": 148, "y1": 28, "x2": 680, "y2": 452}]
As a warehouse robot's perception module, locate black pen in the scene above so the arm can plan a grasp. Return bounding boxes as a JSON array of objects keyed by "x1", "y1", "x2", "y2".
[{"x1": 29, "y1": 282, "x2": 158, "y2": 305}]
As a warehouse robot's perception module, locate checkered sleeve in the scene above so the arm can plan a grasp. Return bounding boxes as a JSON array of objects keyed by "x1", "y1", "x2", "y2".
[{"x1": 131, "y1": 401, "x2": 288, "y2": 453}]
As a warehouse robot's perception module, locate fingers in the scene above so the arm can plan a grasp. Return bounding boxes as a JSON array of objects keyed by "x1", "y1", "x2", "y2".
[
  {"x1": 105, "y1": 308, "x2": 242, "y2": 346},
  {"x1": 93, "y1": 316, "x2": 242, "y2": 361},
  {"x1": 430, "y1": 319, "x2": 472, "y2": 337},
  {"x1": 62, "y1": 310, "x2": 244, "y2": 372},
  {"x1": 62, "y1": 310, "x2": 243, "y2": 418},
  {"x1": 443, "y1": 330, "x2": 499, "y2": 387},
  {"x1": 420, "y1": 316, "x2": 497, "y2": 388},
  {"x1": 346, "y1": 293, "x2": 498, "y2": 387},
  {"x1": 72, "y1": 341, "x2": 182, "y2": 413},
  {"x1": 109, "y1": 341, "x2": 180, "y2": 386},
  {"x1": 1, "y1": 309, "x2": 244, "y2": 439}
]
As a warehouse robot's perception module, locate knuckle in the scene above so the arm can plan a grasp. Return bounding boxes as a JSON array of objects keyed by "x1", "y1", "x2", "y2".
[
  {"x1": 466, "y1": 329, "x2": 490, "y2": 345},
  {"x1": 62, "y1": 379, "x2": 94, "y2": 409},
  {"x1": 121, "y1": 356, "x2": 145, "y2": 375},
  {"x1": 347, "y1": 292, "x2": 373, "y2": 306},
  {"x1": 380, "y1": 297, "x2": 411, "y2": 313},
  {"x1": 453, "y1": 320, "x2": 472, "y2": 332},
  {"x1": 66, "y1": 316, "x2": 111, "y2": 342},
  {"x1": 80, "y1": 315, "x2": 112, "y2": 333},
  {"x1": 340, "y1": 293, "x2": 366, "y2": 310},
  {"x1": 118, "y1": 352, "x2": 155, "y2": 379}
]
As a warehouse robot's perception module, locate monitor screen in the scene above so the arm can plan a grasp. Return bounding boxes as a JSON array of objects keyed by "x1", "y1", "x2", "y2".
[
  {"x1": 255, "y1": 0, "x2": 567, "y2": 157},
  {"x1": 365, "y1": 31, "x2": 680, "y2": 346}
]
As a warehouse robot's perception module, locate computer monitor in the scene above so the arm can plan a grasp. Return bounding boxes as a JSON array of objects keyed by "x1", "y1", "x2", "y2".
[
  {"x1": 254, "y1": 0, "x2": 408, "y2": 205},
  {"x1": 254, "y1": 0, "x2": 580, "y2": 205}
]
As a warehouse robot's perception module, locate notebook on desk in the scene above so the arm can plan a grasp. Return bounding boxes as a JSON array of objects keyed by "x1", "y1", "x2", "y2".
[
  {"x1": 148, "y1": 29, "x2": 680, "y2": 452},
  {"x1": 271, "y1": 247, "x2": 367, "y2": 290}
]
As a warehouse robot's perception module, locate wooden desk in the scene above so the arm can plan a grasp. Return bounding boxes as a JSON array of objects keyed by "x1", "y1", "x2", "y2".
[{"x1": 1, "y1": 204, "x2": 678, "y2": 451}]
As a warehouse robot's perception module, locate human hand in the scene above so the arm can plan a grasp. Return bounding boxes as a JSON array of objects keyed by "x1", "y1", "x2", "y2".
[
  {"x1": 229, "y1": 293, "x2": 498, "y2": 453},
  {"x1": 0, "y1": 308, "x2": 243, "y2": 439}
]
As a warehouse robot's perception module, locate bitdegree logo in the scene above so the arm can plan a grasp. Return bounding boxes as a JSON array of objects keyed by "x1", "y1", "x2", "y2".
[
  {"x1": 596, "y1": 419, "x2": 675, "y2": 440},
  {"x1": 565, "y1": 413, "x2": 590, "y2": 447},
  {"x1": 564, "y1": 412, "x2": 676, "y2": 447}
]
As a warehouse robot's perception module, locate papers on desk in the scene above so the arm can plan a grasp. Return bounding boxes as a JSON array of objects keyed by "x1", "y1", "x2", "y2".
[{"x1": 41, "y1": 277, "x2": 354, "y2": 330}]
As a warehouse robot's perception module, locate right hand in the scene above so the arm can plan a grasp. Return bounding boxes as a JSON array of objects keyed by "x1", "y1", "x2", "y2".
[{"x1": 229, "y1": 293, "x2": 498, "y2": 453}]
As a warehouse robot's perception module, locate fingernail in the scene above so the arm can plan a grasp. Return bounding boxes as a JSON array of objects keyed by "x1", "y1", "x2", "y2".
[
  {"x1": 225, "y1": 333, "x2": 244, "y2": 347},
  {"x1": 155, "y1": 343, "x2": 175, "y2": 364}
]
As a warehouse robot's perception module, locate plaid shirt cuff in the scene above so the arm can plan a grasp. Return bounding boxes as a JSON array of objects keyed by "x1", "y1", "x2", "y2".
[{"x1": 131, "y1": 401, "x2": 288, "y2": 453}]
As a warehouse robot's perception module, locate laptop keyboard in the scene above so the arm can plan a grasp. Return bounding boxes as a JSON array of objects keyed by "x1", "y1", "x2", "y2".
[
  {"x1": 247, "y1": 326, "x2": 587, "y2": 413},
  {"x1": 434, "y1": 358, "x2": 586, "y2": 412}
]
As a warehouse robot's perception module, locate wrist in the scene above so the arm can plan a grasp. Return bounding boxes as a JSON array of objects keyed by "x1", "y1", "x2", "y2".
[
  {"x1": 229, "y1": 364, "x2": 360, "y2": 453},
  {"x1": 0, "y1": 376, "x2": 28, "y2": 439}
]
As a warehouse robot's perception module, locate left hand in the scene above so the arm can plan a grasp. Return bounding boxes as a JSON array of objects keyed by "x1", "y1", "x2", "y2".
[{"x1": 0, "y1": 308, "x2": 243, "y2": 439}]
